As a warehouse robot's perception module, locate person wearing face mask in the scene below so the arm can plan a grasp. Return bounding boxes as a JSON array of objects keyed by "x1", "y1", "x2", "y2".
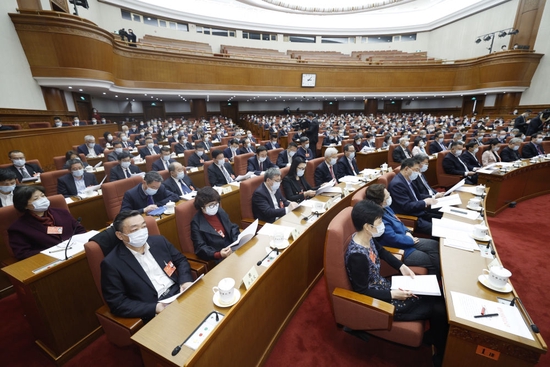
[
  {"x1": 247, "y1": 146, "x2": 275, "y2": 176},
  {"x1": 521, "y1": 133, "x2": 546, "y2": 158},
  {"x1": 57, "y1": 159, "x2": 98, "y2": 197},
  {"x1": 151, "y1": 146, "x2": 176, "y2": 171},
  {"x1": 118, "y1": 133, "x2": 135, "y2": 149},
  {"x1": 7, "y1": 150, "x2": 43, "y2": 182},
  {"x1": 175, "y1": 134, "x2": 193, "y2": 154},
  {"x1": 526, "y1": 110, "x2": 550, "y2": 136},
  {"x1": 481, "y1": 139, "x2": 502, "y2": 166},
  {"x1": 411, "y1": 137, "x2": 427, "y2": 156},
  {"x1": 187, "y1": 142, "x2": 212, "y2": 168},
  {"x1": 344, "y1": 200, "x2": 448, "y2": 365},
  {"x1": 388, "y1": 158, "x2": 440, "y2": 236},
  {"x1": 276, "y1": 142, "x2": 298, "y2": 168},
  {"x1": 238, "y1": 138, "x2": 256, "y2": 155},
  {"x1": 110, "y1": 152, "x2": 142, "y2": 182},
  {"x1": 392, "y1": 137, "x2": 413, "y2": 164},
  {"x1": 246, "y1": 130, "x2": 257, "y2": 144},
  {"x1": 163, "y1": 162, "x2": 196, "y2": 196},
  {"x1": 429, "y1": 132, "x2": 447, "y2": 154},
  {"x1": 295, "y1": 136, "x2": 314, "y2": 161},
  {"x1": 460, "y1": 141, "x2": 482, "y2": 172},
  {"x1": 500, "y1": 137, "x2": 523, "y2": 162},
  {"x1": 353, "y1": 135, "x2": 366, "y2": 152},
  {"x1": 381, "y1": 134, "x2": 393, "y2": 149},
  {"x1": 103, "y1": 131, "x2": 115, "y2": 147},
  {"x1": 364, "y1": 133, "x2": 376, "y2": 149},
  {"x1": 106, "y1": 141, "x2": 125, "y2": 162},
  {"x1": 252, "y1": 167, "x2": 299, "y2": 223},
  {"x1": 100, "y1": 210, "x2": 193, "y2": 322},
  {"x1": 208, "y1": 150, "x2": 236, "y2": 187},
  {"x1": 190, "y1": 187, "x2": 239, "y2": 263},
  {"x1": 8, "y1": 186, "x2": 85, "y2": 260},
  {"x1": 0, "y1": 169, "x2": 17, "y2": 207},
  {"x1": 223, "y1": 139, "x2": 241, "y2": 162},
  {"x1": 282, "y1": 157, "x2": 317, "y2": 203},
  {"x1": 265, "y1": 135, "x2": 280, "y2": 150},
  {"x1": 513, "y1": 110, "x2": 531, "y2": 134},
  {"x1": 336, "y1": 144, "x2": 359, "y2": 179},
  {"x1": 72, "y1": 116, "x2": 84, "y2": 126},
  {"x1": 442, "y1": 141, "x2": 478, "y2": 185},
  {"x1": 366, "y1": 184, "x2": 441, "y2": 277},
  {"x1": 121, "y1": 171, "x2": 180, "y2": 214},
  {"x1": 53, "y1": 116, "x2": 64, "y2": 128},
  {"x1": 138, "y1": 137, "x2": 161, "y2": 159},
  {"x1": 62, "y1": 150, "x2": 89, "y2": 169},
  {"x1": 411, "y1": 155, "x2": 445, "y2": 199},
  {"x1": 77, "y1": 135, "x2": 104, "y2": 157},
  {"x1": 314, "y1": 147, "x2": 339, "y2": 186}
]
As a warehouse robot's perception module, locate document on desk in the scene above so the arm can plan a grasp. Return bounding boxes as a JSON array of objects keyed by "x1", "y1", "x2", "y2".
[
  {"x1": 430, "y1": 194, "x2": 462, "y2": 209},
  {"x1": 339, "y1": 175, "x2": 362, "y2": 184},
  {"x1": 257, "y1": 223, "x2": 294, "y2": 239},
  {"x1": 439, "y1": 206, "x2": 479, "y2": 220},
  {"x1": 432, "y1": 218, "x2": 476, "y2": 239},
  {"x1": 42, "y1": 230, "x2": 100, "y2": 260},
  {"x1": 180, "y1": 191, "x2": 197, "y2": 201},
  {"x1": 315, "y1": 179, "x2": 336, "y2": 195},
  {"x1": 236, "y1": 171, "x2": 255, "y2": 182},
  {"x1": 455, "y1": 186, "x2": 478, "y2": 194},
  {"x1": 443, "y1": 179, "x2": 465, "y2": 196},
  {"x1": 230, "y1": 219, "x2": 258, "y2": 250},
  {"x1": 443, "y1": 238, "x2": 479, "y2": 252},
  {"x1": 391, "y1": 275, "x2": 441, "y2": 296},
  {"x1": 159, "y1": 274, "x2": 204, "y2": 304},
  {"x1": 450, "y1": 291, "x2": 534, "y2": 340}
]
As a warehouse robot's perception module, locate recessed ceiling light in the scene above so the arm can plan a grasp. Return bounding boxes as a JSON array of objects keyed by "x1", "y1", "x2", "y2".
[
  {"x1": 79, "y1": 89, "x2": 83, "y2": 92},
  {"x1": 103, "y1": 92, "x2": 106, "y2": 95},
  {"x1": 68, "y1": 86, "x2": 72, "y2": 89},
  {"x1": 115, "y1": 95, "x2": 118, "y2": 97}
]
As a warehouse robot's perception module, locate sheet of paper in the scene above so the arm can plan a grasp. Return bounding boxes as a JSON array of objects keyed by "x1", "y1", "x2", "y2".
[
  {"x1": 444, "y1": 179, "x2": 465, "y2": 196},
  {"x1": 230, "y1": 219, "x2": 258, "y2": 250},
  {"x1": 338, "y1": 175, "x2": 362, "y2": 184},
  {"x1": 236, "y1": 172, "x2": 255, "y2": 181},
  {"x1": 439, "y1": 206, "x2": 480, "y2": 220},
  {"x1": 181, "y1": 191, "x2": 197, "y2": 201},
  {"x1": 477, "y1": 168, "x2": 499, "y2": 174},
  {"x1": 450, "y1": 291, "x2": 534, "y2": 340},
  {"x1": 159, "y1": 274, "x2": 204, "y2": 304},
  {"x1": 431, "y1": 194, "x2": 462, "y2": 209},
  {"x1": 443, "y1": 238, "x2": 479, "y2": 252},
  {"x1": 228, "y1": 181, "x2": 241, "y2": 187},
  {"x1": 65, "y1": 197, "x2": 74, "y2": 204},
  {"x1": 299, "y1": 200, "x2": 315, "y2": 207},
  {"x1": 432, "y1": 218, "x2": 476, "y2": 239},
  {"x1": 315, "y1": 179, "x2": 336, "y2": 195},
  {"x1": 42, "y1": 230, "x2": 100, "y2": 260},
  {"x1": 455, "y1": 186, "x2": 478, "y2": 194},
  {"x1": 257, "y1": 223, "x2": 294, "y2": 239},
  {"x1": 391, "y1": 275, "x2": 441, "y2": 296}
]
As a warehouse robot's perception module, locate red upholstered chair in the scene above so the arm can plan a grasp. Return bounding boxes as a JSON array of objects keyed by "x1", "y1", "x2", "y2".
[
  {"x1": 1, "y1": 123, "x2": 22, "y2": 130},
  {"x1": 103, "y1": 161, "x2": 119, "y2": 183},
  {"x1": 268, "y1": 148, "x2": 283, "y2": 164},
  {"x1": 101, "y1": 175, "x2": 143, "y2": 222},
  {"x1": 305, "y1": 157, "x2": 324, "y2": 187},
  {"x1": 158, "y1": 170, "x2": 169, "y2": 181},
  {"x1": 182, "y1": 149, "x2": 194, "y2": 167},
  {"x1": 53, "y1": 154, "x2": 87, "y2": 171},
  {"x1": 324, "y1": 207, "x2": 425, "y2": 347},
  {"x1": 234, "y1": 152, "x2": 255, "y2": 176},
  {"x1": 28, "y1": 122, "x2": 51, "y2": 128},
  {"x1": 387, "y1": 144, "x2": 401, "y2": 169},
  {"x1": 145, "y1": 154, "x2": 161, "y2": 172},
  {"x1": 221, "y1": 136, "x2": 232, "y2": 146},
  {"x1": 239, "y1": 174, "x2": 265, "y2": 229},
  {"x1": 436, "y1": 151, "x2": 461, "y2": 189},
  {"x1": 39, "y1": 169, "x2": 70, "y2": 196}
]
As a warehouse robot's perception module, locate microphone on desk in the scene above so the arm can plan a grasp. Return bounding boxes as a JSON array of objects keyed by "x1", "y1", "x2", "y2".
[
  {"x1": 510, "y1": 297, "x2": 540, "y2": 333},
  {"x1": 64, "y1": 217, "x2": 82, "y2": 260},
  {"x1": 256, "y1": 248, "x2": 279, "y2": 266},
  {"x1": 485, "y1": 240, "x2": 495, "y2": 256}
]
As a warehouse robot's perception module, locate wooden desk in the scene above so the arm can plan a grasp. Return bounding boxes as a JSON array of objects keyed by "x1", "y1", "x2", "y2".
[
  {"x1": 356, "y1": 150, "x2": 388, "y2": 170},
  {"x1": 320, "y1": 144, "x2": 343, "y2": 157},
  {"x1": 441, "y1": 190, "x2": 547, "y2": 367},
  {"x1": 68, "y1": 195, "x2": 109, "y2": 231},
  {"x1": 1, "y1": 252, "x2": 103, "y2": 365},
  {"x1": 477, "y1": 159, "x2": 550, "y2": 216},
  {"x1": 131, "y1": 181, "x2": 371, "y2": 367}
]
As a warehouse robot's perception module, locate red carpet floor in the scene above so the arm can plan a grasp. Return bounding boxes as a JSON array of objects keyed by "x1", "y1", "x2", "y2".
[{"x1": 1, "y1": 194, "x2": 548, "y2": 367}]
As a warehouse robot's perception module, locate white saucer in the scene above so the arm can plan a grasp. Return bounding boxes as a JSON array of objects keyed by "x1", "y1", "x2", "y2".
[
  {"x1": 470, "y1": 233, "x2": 491, "y2": 242},
  {"x1": 213, "y1": 288, "x2": 241, "y2": 308},
  {"x1": 270, "y1": 240, "x2": 290, "y2": 250},
  {"x1": 478, "y1": 274, "x2": 513, "y2": 293},
  {"x1": 466, "y1": 205, "x2": 482, "y2": 212}
]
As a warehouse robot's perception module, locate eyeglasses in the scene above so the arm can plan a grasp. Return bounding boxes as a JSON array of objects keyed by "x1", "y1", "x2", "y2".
[{"x1": 205, "y1": 203, "x2": 218, "y2": 210}]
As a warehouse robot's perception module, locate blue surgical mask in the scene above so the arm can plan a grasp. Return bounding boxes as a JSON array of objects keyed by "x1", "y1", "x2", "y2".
[
  {"x1": 72, "y1": 169, "x2": 84, "y2": 177},
  {"x1": 409, "y1": 171, "x2": 419, "y2": 180},
  {"x1": 0, "y1": 184, "x2": 16, "y2": 193},
  {"x1": 145, "y1": 187, "x2": 158, "y2": 196},
  {"x1": 371, "y1": 223, "x2": 385, "y2": 238}
]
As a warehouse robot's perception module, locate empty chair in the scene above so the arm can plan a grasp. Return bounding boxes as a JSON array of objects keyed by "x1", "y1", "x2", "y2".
[{"x1": 101, "y1": 175, "x2": 143, "y2": 222}]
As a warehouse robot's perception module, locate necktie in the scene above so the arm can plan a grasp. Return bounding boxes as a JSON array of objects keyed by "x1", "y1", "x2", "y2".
[
  {"x1": 404, "y1": 148, "x2": 410, "y2": 158},
  {"x1": 329, "y1": 165, "x2": 335, "y2": 180},
  {"x1": 259, "y1": 161, "x2": 263, "y2": 171},
  {"x1": 147, "y1": 195, "x2": 154, "y2": 205},
  {"x1": 20, "y1": 167, "x2": 30, "y2": 178},
  {"x1": 124, "y1": 169, "x2": 129, "y2": 178},
  {"x1": 350, "y1": 160, "x2": 357, "y2": 176},
  {"x1": 421, "y1": 174, "x2": 435, "y2": 195},
  {"x1": 164, "y1": 160, "x2": 169, "y2": 170},
  {"x1": 180, "y1": 180, "x2": 191, "y2": 194},
  {"x1": 408, "y1": 181, "x2": 419, "y2": 201},
  {"x1": 221, "y1": 165, "x2": 232, "y2": 183},
  {"x1": 536, "y1": 144, "x2": 543, "y2": 155}
]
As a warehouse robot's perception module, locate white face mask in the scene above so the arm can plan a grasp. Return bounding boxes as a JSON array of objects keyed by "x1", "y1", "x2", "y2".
[
  {"x1": 259, "y1": 156, "x2": 267, "y2": 163},
  {"x1": 12, "y1": 158, "x2": 25, "y2": 167},
  {"x1": 55, "y1": 122, "x2": 62, "y2": 127},
  {"x1": 473, "y1": 148, "x2": 479, "y2": 154},
  {"x1": 145, "y1": 187, "x2": 158, "y2": 196},
  {"x1": 0, "y1": 184, "x2": 16, "y2": 193},
  {"x1": 197, "y1": 150, "x2": 204, "y2": 157},
  {"x1": 115, "y1": 148, "x2": 123, "y2": 154},
  {"x1": 107, "y1": 135, "x2": 113, "y2": 141},
  {"x1": 297, "y1": 168, "x2": 305, "y2": 177},
  {"x1": 204, "y1": 203, "x2": 219, "y2": 216},
  {"x1": 348, "y1": 152, "x2": 355, "y2": 159},
  {"x1": 126, "y1": 228, "x2": 148, "y2": 248},
  {"x1": 409, "y1": 171, "x2": 419, "y2": 180},
  {"x1": 162, "y1": 155, "x2": 171, "y2": 161},
  {"x1": 370, "y1": 223, "x2": 385, "y2": 238},
  {"x1": 72, "y1": 169, "x2": 84, "y2": 177},
  {"x1": 87, "y1": 143, "x2": 95, "y2": 149},
  {"x1": 304, "y1": 144, "x2": 310, "y2": 150},
  {"x1": 217, "y1": 159, "x2": 225, "y2": 166},
  {"x1": 74, "y1": 119, "x2": 79, "y2": 123},
  {"x1": 32, "y1": 197, "x2": 50, "y2": 211},
  {"x1": 493, "y1": 146, "x2": 500, "y2": 152},
  {"x1": 513, "y1": 145, "x2": 520, "y2": 151},
  {"x1": 453, "y1": 150, "x2": 462, "y2": 157},
  {"x1": 420, "y1": 164, "x2": 428, "y2": 172},
  {"x1": 147, "y1": 143, "x2": 154, "y2": 149},
  {"x1": 176, "y1": 172, "x2": 185, "y2": 180},
  {"x1": 536, "y1": 138, "x2": 543, "y2": 144},
  {"x1": 385, "y1": 196, "x2": 392, "y2": 207},
  {"x1": 289, "y1": 150, "x2": 296, "y2": 157},
  {"x1": 329, "y1": 158, "x2": 337, "y2": 166},
  {"x1": 121, "y1": 136, "x2": 128, "y2": 141},
  {"x1": 271, "y1": 181, "x2": 281, "y2": 192},
  {"x1": 121, "y1": 161, "x2": 131, "y2": 169},
  {"x1": 231, "y1": 147, "x2": 237, "y2": 152}
]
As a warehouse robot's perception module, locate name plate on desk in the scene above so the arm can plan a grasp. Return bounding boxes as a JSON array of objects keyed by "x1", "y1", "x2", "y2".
[
  {"x1": 189, "y1": 167, "x2": 199, "y2": 172},
  {"x1": 95, "y1": 166, "x2": 105, "y2": 172},
  {"x1": 242, "y1": 266, "x2": 259, "y2": 290},
  {"x1": 222, "y1": 187, "x2": 232, "y2": 195}
]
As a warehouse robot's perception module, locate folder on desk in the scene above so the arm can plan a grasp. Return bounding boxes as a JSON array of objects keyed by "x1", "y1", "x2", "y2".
[
  {"x1": 391, "y1": 275, "x2": 441, "y2": 296},
  {"x1": 230, "y1": 219, "x2": 258, "y2": 250}
]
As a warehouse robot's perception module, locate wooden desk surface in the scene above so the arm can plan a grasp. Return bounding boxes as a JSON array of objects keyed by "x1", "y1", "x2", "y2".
[{"x1": 356, "y1": 150, "x2": 389, "y2": 171}]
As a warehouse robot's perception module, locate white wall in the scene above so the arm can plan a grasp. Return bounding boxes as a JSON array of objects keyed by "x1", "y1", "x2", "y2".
[{"x1": 0, "y1": 0, "x2": 46, "y2": 110}]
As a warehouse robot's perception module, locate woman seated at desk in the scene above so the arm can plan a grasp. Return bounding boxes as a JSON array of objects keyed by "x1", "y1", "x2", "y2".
[
  {"x1": 282, "y1": 157, "x2": 318, "y2": 203},
  {"x1": 8, "y1": 185, "x2": 86, "y2": 260},
  {"x1": 481, "y1": 138, "x2": 502, "y2": 166},
  {"x1": 381, "y1": 134, "x2": 392, "y2": 149},
  {"x1": 190, "y1": 187, "x2": 240, "y2": 263},
  {"x1": 345, "y1": 201, "x2": 447, "y2": 366}
]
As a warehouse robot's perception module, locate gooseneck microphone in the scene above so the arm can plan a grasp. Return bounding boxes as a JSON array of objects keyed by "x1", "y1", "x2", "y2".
[
  {"x1": 257, "y1": 248, "x2": 279, "y2": 266},
  {"x1": 172, "y1": 311, "x2": 222, "y2": 356},
  {"x1": 64, "y1": 217, "x2": 82, "y2": 260},
  {"x1": 510, "y1": 297, "x2": 540, "y2": 333}
]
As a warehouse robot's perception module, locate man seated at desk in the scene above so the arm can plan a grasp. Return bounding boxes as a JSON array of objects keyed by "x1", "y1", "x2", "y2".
[
  {"x1": 152, "y1": 146, "x2": 176, "y2": 171},
  {"x1": 388, "y1": 158, "x2": 440, "y2": 236},
  {"x1": 392, "y1": 137, "x2": 413, "y2": 163},
  {"x1": 188, "y1": 142, "x2": 211, "y2": 168},
  {"x1": 336, "y1": 144, "x2": 359, "y2": 179},
  {"x1": 247, "y1": 146, "x2": 275, "y2": 176},
  {"x1": 101, "y1": 211, "x2": 194, "y2": 322},
  {"x1": 265, "y1": 135, "x2": 280, "y2": 150},
  {"x1": 0, "y1": 168, "x2": 17, "y2": 207},
  {"x1": 442, "y1": 141, "x2": 478, "y2": 185},
  {"x1": 276, "y1": 142, "x2": 297, "y2": 168},
  {"x1": 239, "y1": 138, "x2": 256, "y2": 155},
  {"x1": 208, "y1": 150, "x2": 235, "y2": 187},
  {"x1": 163, "y1": 162, "x2": 196, "y2": 196},
  {"x1": 252, "y1": 167, "x2": 298, "y2": 223},
  {"x1": 174, "y1": 134, "x2": 193, "y2": 154},
  {"x1": 77, "y1": 135, "x2": 104, "y2": 158},
  {"x1": 500, "y1": 138, "x2": 522, "y2": 162},
  {"x1": 314, "y1": 147, "x2": 339, "y2": 186},
  {"x1": 7, "y1": 150, "x2": 43, "y2": 182},
  {"x1": 522, "y1": 133, "x2": 546, "y2": 158},
  {"x1": 106, "y1": 141, "x2": 124, "y2": 162},
  {"x1": 295, "y1": 137, "x2": 314, "y2": 161},
  {"x1": 459, "y1": 141, "x2": 482, "y2": 172},
  {"x1": 138, "y1": 137, "x2": 161, "y2": 159},
  {"x1": 429, "y1": 132, "x2": 447, "y2": 154},
  {"x1": 121, "y1": 171, "x2": 180, "y2": 214},
  {"x1": 412, "y1": 155, "x2": 444, "y2": 199},
  {"x1": 322, "y1": 130, "x2": 342, "y2": 146},
  {"x1": 57, "y1": 159, "x2": 98, "y2": 198},
  {"x1": 110, "y1": 152, "x2": 142, "y2": 182},
  {"x1": 223, "y1": 139, "x2": 241, "y2": 162},
  {"x1": 119, "y1": 133, "x2": 135, "y2": 149}
]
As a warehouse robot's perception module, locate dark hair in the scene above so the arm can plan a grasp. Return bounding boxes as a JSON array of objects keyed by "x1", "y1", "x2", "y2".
[
  {"x1": 256, "y1": 146, "x2": 267, "y2": 154},
  {"x1": 0, "y1": 168, "x2": 17, "y2": 182},
  {"x1": 351, "y1": 200, "x2": 384, "y2": 231},
  {"x1": 8, "y1": 150, "x2": 23, "y2": 159},
  {"x1": 288, "y1": 142, "x2": 298, "y2": 149},
  {"x1": 413, "y1": 137, "x2": 423, "y2": 147},
  {"x1": 118, "y1": 151, "x2": 132, "y2": 160},
  {"x1": 195, "y1": 142, "x2": 206, "y2": 150},
  {"x1": 229, "y1": 138, "x2": 240, "y2": 146},
  {"x1": 113, "y1": 210, "x2": 141, "y2": 232},
  {"x1": 103, "y1": 131, "x2": 112, "y2": 140},
  {"x1": 13, "y1": 185, "x2": 45, "y2": 212},
  {"x1": 193, "y1": 186, "x2": 220, "y2": 210},
  {"x1": 160, "y1": 146, "x2": 171, "y2": 153},
  {"x1": 112, "y1": 140, "x2": 123, "y2": 147},
  {"x1": 413, "y1": 154, "x2": 429, "y2": 164},
  {"x1": 488, "y1": 138, "x2": 500, "y2": 147},
  {"x1": 145, "y1": 137, "x2": 154, "y2": 142},
  {"x1": 383, "y1": 135, "x2": 392, "y2": 143},
  {"x1": 434, "y1": 131, "x2": 444, "y2": 139},
  {"x1": 65, "y1": 150, "x2": 78, "y2": 161},
  {"x1": 53, "y1": 116, "x2": 61, "y2": 120},
  {"x1": 400, "y1": 157, "x2": 417, "y2": 170},
  {"x1": 343, "y1": 143, "x2": 354, "y2": 152},
  {"x1": 144, "y1": 171, "x2": 163, "y2": 184},
  {"x1": 288, "y1": 156, "x2": 306, "y2": 177},
  {"x1": 465, "y1": 141, "x2": 478, "y2": 150},
  {"x1": 67, "y1": 158, "x2": 83, "y2": 170},
  {"x1": 450, "y1": 141, "x2": 463, "y2": 149},
  {"x1": 365, "y1": 184, "x2": 386, "y2": 206},
  {"x1": 211, "y1": 149, "x2": 223, "y2": 159},
  {"x1": 299, "y1": 136, "x2": 309, "y2": 144}
]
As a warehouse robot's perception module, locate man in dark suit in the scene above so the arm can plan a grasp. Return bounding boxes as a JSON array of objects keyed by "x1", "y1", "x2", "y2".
[
  {"x1": 392, "y1": 137, "x2": 413, "y2": 163},
  {"x1": 305, "y1": 112, "x2": 319, "y2": 157},
  {"x1": 388, "y1": 158, "x2": 440, "y2": 235},
  {"x1": 314, "y1": 147, "x2": 339, "y2": 186},
  {"x1": 57, "y1": 159, "x2": 99, "y2": 197},
  {"x1": 121, "y1": 171, "x2": 180, "y2": 214},
  {"x1": 139, "y1": 138, "x2": 161, "y2": 159},
  {"x1": 265, "y1": 135, "x2": 281, "y2": 150},
  {"x1": 246, "y1": 131, "x2": 257, "y2": 144},
  {"x1": 526, "y1": 110, "x2": 550, "y2": 136},
  {"x1": 252, "y1": 168, "x2": 298, "y2": 223},
  {"x1": 100, "y1": 211, "x2": 193, "y2": 322},
  {"x1": 522, "y1": 133, "x2": 546, "y2": 158},
  {"x1": 174, "y1": 135, "x2": 193, "y2": 154},
  {"x1": 500, "y1": 138, "x2": 522, "y2": 162},
  {"x1": 208, "y1": 150, "x2": 236, "y2": 186},
  {"x1": 295, "y1": 137, "x2": 314, "y2": 161},
  {"x1": 0, "y1": 169, "x2": 17, "y2": 207},
  {"x1": 412, "y1": 155, "x2": 444, "y2": 200},
  {"x1": 322, "y1": 130, "x2": 341, "y2": 146},
  {"x1": 460, "y1": 141, "x2": 482, "y2": 172},
  {"x1": 202, "y1": 136, "x2": 214, "y2": 151},
  {"x1": 192, "y1": 128, "x2": 204, "y2": 142},
  {"x1": 110, "y1": 152, "x2": 141, "y2": 182},
  {"x1": 163, "y1": 162, "x2": 196, "y2": 196},
  {"x1": 277, "y1": 142, "x2": 298, "y2": 168},
  {"x1": 363, "y1": 133, "x2": 377, "y2": 149},
  {"x1": 513, "y1": 110, "x2": 531, "y2": 134},
  {"x1": 107, "y1": 141, "x2": 124, "y2": 162},
  {"x1": 77, "y1": 135, "x2": 104, "y2": 157},
  {"x1": 119, "y1": 133, "x2": 135, "y2": 149},
  {"x1": 442, "y1": 142, "x2": 477, "y2": 185},
  {"x1": 336, "y1": 144, "x2": 359, "y2": 179},
  {"x1": 429, "y1": 132, "x2": 447, "y2": 154},
  {"x1": 7, "y1": 150, "x2": 43, "y2": 182},
  {"x1": 151, "y1": 146, "x2": 176, "y2": 171},
  {"x1": 223, "y1": 139, "x2": 240, "y2": 162},
  {"x1": 239, "y1": 138, "x2": 256, "y2": 155},
  {"x1": 187, "y1": 143, "x2": 211, "y2": 168},
  {"x1": 247, "y1": 146, "x2": 275, "y2": 176}
]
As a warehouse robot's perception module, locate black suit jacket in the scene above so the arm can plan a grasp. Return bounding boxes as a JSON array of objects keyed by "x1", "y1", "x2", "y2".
[
  {"x1": 265, "y1": 142, "x2": 280, "y2": 150},
  {"x1": 387, "y1": 173, "x2": 426, "y2": 217},
  {"x1": 57, "y1": 172, "x2": 98, "y2": 197},
  {"x1": 521, "y1": 142, "x2": 544, "y2": 158},
  {"x1": 120, "y1": 140, "x2": 135, "y2": 149},
  {"x1": 121, "y1": 183, "x2": 180, "y2": 213},
  {"x1": 187, "y1": 152, "x2": 211, "y2": 167},
  {"x1": 392, "y1": 145, "x2": 412, "y2": 163},
  {"x1": 526, "y1": 116, "x2": 543, "y2": 136},
  {"x1": 306, "y1": 120, "x2": 319, "y2": 146},
  {"x1": 191, "y1": 209, "x2": 240, "y2": 261},
  {"x1": 429, "y1": 141, "x2": 445, "y2": 154},
  {"x1": 100, "y1": 235, "x2": 193, "y2": 321},
  {"x1": 107, "y1": 152, "x2": 120, "y2": 162},
  {"x1": 500, "y1": 147, "x2": 521, "y2": 162},
  {"x1": 109, "y1": 164, "x2": 141, "y2": 182},
  {"x1": 77, "y1": 143, "x2": 104, "y2": 156},
  {"x1": 138, "y1": 145, "x2": 161, "y2": 159},
  {"x1": 247, "y1": 156, "x2": 275, "y2": 176},
  {"x1": 223, "y1": 147, "x2": 240, "y2": 161},
  {"x1": 252, "y1": 183, "x2": 289, "y2": 223},
  {"x1": 163, "y1": 176, "x2": 196, "y2": 196},
  {"x1": 314, "y1": 161, "x2": 338, "y2": 186},
  {"x1": 174, "y1": 142, "x2": 193, "y2": 154},
  {"x1": 335, "y1": 156, "x2": 359, "y2": 178},
  {"x1": 443, "y1": 153, "x2": 477, "y2": 184},
  {"x1": 7, "y1": 163, "x2": 43, "y2": 182},
  {"x1": 295, "y1": 146, "x2": 313, "y2": 161},
  {"x1": 238, "y1": 146, "x2": 256, "y2": 155},
  {"x1": 460, "y1": 151, "x2": 481, "y2": 171},
  {"x1": 412, "y1": 173, "x2": 437, "y2": 200},
  {"x1": 282, "y1": 175, "x2": 315, "y2": 203},
  {"x1": 514, "y1": 115, "x2": 528, "y2": 134},
  {"x1": 208, "y1": 162, "x2": 235, "y2": 186},
  {"x1": 276, "y1": 151, "x2": 292, "y2": 168},
  {"x1": 152, "y1": 158, "x2": 176, "y2": 171}
]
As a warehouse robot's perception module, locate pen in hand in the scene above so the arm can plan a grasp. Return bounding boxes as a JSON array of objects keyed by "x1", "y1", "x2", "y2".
[{"x1": 399, "y1": 288, "x2": 418, "y2": 298}]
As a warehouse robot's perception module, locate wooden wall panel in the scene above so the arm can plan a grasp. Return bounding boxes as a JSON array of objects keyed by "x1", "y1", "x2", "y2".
[
  {"x1": 41, "y1": 87, "x2": 67, "y2": 111},
  {"x1": 510, "y1": 0, "x2": 547, "y2": 50}
]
